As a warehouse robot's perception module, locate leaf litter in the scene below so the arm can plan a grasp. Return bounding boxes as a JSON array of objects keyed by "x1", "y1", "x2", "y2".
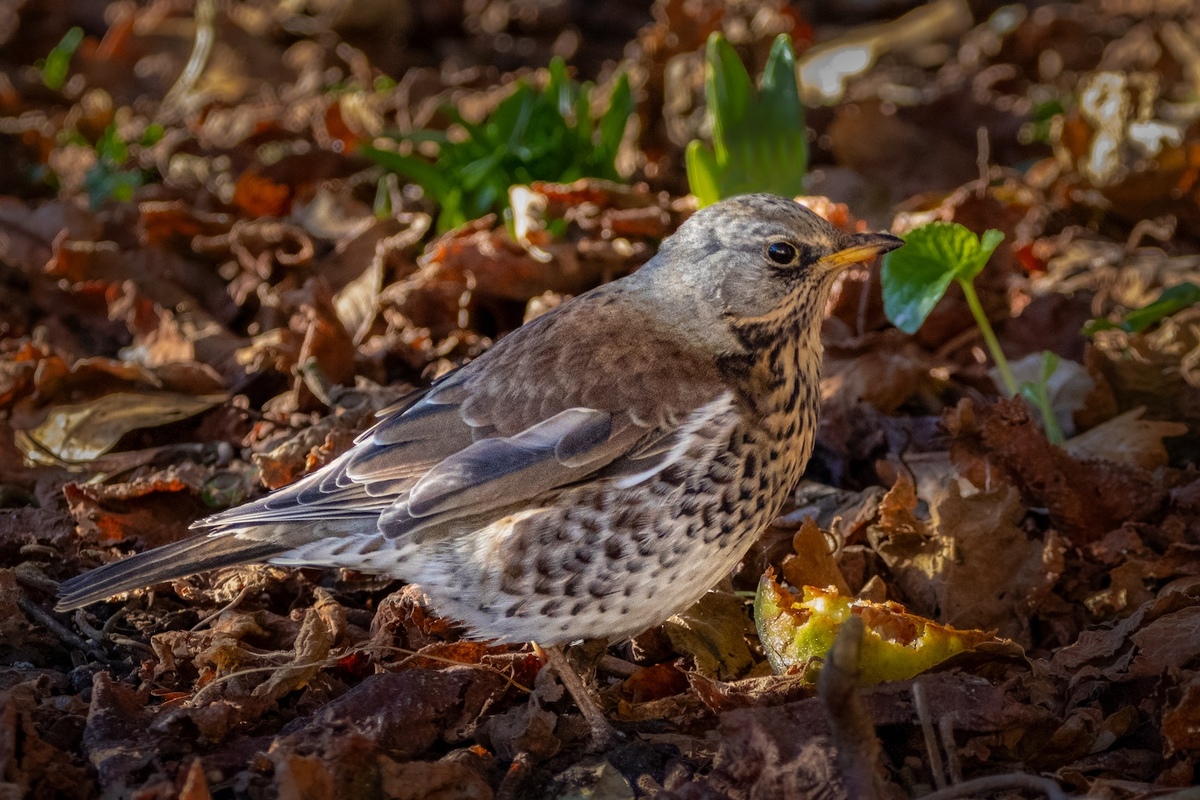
[{"x1": 2, "y1": 0, "x2": 1200, "y2": 798}]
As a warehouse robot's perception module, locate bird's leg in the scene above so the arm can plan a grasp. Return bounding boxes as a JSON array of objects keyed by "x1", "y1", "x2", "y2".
[{"x1": 539, "y1": 643, "x2": 622, "y2": 751}]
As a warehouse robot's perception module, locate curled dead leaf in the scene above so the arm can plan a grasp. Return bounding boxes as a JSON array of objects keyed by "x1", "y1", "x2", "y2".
[{"x1": 16, "y1": 392, "x2": 224, "y2": 465}]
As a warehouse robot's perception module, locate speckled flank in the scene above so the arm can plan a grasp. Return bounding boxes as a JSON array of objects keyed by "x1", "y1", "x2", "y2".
[{"x1": 398, "y1": 277, "x2": 832, "y2": 644}]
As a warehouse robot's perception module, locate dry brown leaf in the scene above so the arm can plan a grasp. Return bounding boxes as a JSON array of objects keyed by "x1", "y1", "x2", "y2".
[
  {"x1": 275, "y1": 753, "x2": 336, "y2": 800},
  {"x1": 781, "y1": 517, "x2": 852, "y2": 596},
  {"x1": 867, "y1": 473, "x2": 947, "y2": 617},
  {"x1": 377, "y1": 759, "x2": 495, "y2": 800},
  {"x1": 179, "y1": 758, "x2": 213, "y2": 800},
  {"x1": 1066, "y1": 407, "x2": 1189, "y2": 469},
  {"x1": 1162, "y1": 673, "x2": 1200, "y2": 756},
  {"x1": 947, "y1": 397, "x2": 1174, "y2": 544},
  {"x1": 1088, "y1": 312, "x2": 1200, "y2": 426},
  {"x1": 253, "y1": 604, "x2": 334, "y2": 702},
  {"x1": 822, "y1": 329, "x2": 933, "y2": 415},
  {"x1": 933, "y1": 483, "x2": 1065, "y2": 643},
  {"x1": 16, "y1": 391, "x2": 224, "y2": 464},
  {"x1": 662, "y1": 586, "x2": 754, "y2": 680}
]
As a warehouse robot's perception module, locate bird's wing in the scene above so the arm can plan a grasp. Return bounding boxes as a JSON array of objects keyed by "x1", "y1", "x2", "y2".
[
  {"x1": 59, "y1": 289, "x2": 733, "y2": 610},
  {"x1": 199, "y1": 285, "x2": 731, "y2": 541}
]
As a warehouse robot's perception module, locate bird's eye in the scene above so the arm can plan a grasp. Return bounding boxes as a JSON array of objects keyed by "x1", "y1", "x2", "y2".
[{"x1": 767, "y1": 242, "x2": 798, "y2": 265}]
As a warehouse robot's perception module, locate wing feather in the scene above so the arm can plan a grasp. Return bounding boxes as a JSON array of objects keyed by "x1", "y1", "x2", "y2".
[{"x1": 198, "y1": 284, "x2": 730, "y2": 542}]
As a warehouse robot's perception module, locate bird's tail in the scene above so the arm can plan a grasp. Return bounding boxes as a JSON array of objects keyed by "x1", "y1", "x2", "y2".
[{"x1": 55, "y1": 533, "x2": 291, "y2": 611}]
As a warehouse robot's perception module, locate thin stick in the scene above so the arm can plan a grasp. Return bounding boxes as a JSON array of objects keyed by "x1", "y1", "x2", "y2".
[
  {"x1": 939, "y1": 714, "x2": 963, "y2": 784},
  {"x1": 19, "y1": 596, "x2": 110, "y2": 662},
  {"x1": 543, "y1": 645, "x2": 622, "y2": 750},
  {"x1": 919, "y1": 773, "x2": 1068, "y2": 800},
  {"x1": 598, "y1": 653, "x2": 638, "y2": 678},
  {"x1": 191, "y1": 584, "x2": 255, "y2": 631},
  {"x1": 819, "y1": 616, "x2": 886, "y2": 800},
  {"x1": 975, "y1": 127, "x2": 990, "y2": 198},
  {"x1": 161, "y1": 0, "x2": 216, "y2": 117},
  {"x1": 913, "y1": 681, "x2": 947, "y2": 790}
]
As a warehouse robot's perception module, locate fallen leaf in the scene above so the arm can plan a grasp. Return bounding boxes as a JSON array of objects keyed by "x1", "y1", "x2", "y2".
[
  {"x1": 1162, "y1": 674, "x2": 1200, "y2": 756},
  {"x1": 17, "y1": 391, "x2": 224, "y2": 464},
  {"x1": 932, "y1": 483, "x2": 1065, "y2": 641},
  {"x1": 253, "y1": 601, "x2": 335, "y2": 702},
  {"x1": 179, "y1": 758, "x2": 212, "y2": 800},
  {"x1": 947, "y1": 397, "x2": 1174, "y2": 544},
  {"x1": 1066, "y1": 407, "x2": 1189, "y2": 469},
  {"x1": 378, "y1": 758, "x2": 495, "y2": 800},
  {"x1": 662, "y1": 586, "x2": 754, "y2": 680},
  {"x1": 781, "y1": 517, "x2": 852, "y2": 596}
]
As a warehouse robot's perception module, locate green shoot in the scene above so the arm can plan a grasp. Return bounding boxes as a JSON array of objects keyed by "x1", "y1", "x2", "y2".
[
  {"x1": 363, "y1": 58, "x2": 633, "y2": 233},
  {"x1": 1018, "y1": 351, "x2": 1064, "y2": 445},
  {"x1": 685, "y1": 33, "x2": 807, "y2": 208},
  {"x1": 1083, "y1": 281, "x2": 1200, "y2": 336},
  {"x1": 882, "y1": 222, "x2": 1064, "y2": 444},
  {"x1": 83, "y1": 125, "x2": 144, "y2": 207},
  {"x1": 40, "y1": 27, "x2": 84, "y2": 91}
]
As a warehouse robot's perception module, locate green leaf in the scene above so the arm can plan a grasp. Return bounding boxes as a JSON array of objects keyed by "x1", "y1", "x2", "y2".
[
  {"x1": 42, "y1": 27, "x2": 84, "y2": 91},
  {"x1": 881, "y1": 222, "x2": 1005, "y2": 334},
  {"x1": 363, "y1": 62, "x2": 633, "y2": 230},
  {"x1": 140, "y1": 124, "x2": 165, "y2": 147},
  {"x1": 706, "y1": 33, "x2": 754, "y2": 166},
  {"x1": 598, "y1": 74, "x2": 632, "y2": 159},
  {"x1": 95, "y1": 125, "x2": 127, "y2": 166},
  {"x1": 687, "y1": 33, "x2": 807, "y2": 206},
  {"x1": 1083, "y1": 281, "x2": 1200, "y2": 335},
  {"x1": 685, "y1": 140, "x2": 722, "y2": 208}
]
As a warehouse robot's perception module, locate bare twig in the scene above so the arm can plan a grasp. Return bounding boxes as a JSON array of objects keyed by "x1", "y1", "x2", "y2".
[
  {"x1": 161, "y1": 0, "x2": 216, "y2": 120},
  {"x1": 913, "y1": 680, "x2": 948, "y2": 790},
  {"x1": 819, "y1": 615, "x2": 887, "y2": 800},
  {"x1": 939, "y1": 713, "x2": 963, "y2": 784},
  {"x1": 191, "y1": 584, "x2": 255, "y2": 631},
  {"x1": 101, "y1": 605, "x2": 131, "y2": 638},
  {"x1": 919, "y1": 773, "x2": 1068, "y2": 800},
  {"x1": 74, "y1": 609, "x2": 107, "y2": 644},
  {"x1": 543, "y1": 644, "x2": 622, "y2": 750},
  {"x1": 1123, "y1": 215, "x2": 1176, "y2": 255},
  {"x1": 18, "y1": 596, "x2": 112, "y2": 662},
  {"x1": 975, "y1": 126, "x2": 990, "y2": 198},
  {"x1": 597, "y1": 653, "x2": 638, "y2": 678}
]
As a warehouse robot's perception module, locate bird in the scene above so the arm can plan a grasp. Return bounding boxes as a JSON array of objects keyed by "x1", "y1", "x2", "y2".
[{"x1": 57, "y1": 193, "x2": 901, "y2": 739}]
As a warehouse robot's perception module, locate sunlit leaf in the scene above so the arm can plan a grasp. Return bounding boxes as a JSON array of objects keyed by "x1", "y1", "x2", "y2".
[
  {"x1": 881, "y1": 222, "x2": 1004, "y2": 334},
  {"x1": 364, "y1": 58, "x2": 633, "y2": 232},
  {"x1": 17, "y1": 392, "x2": 225, "y2": 464},
  {"x1": 686, "y1": 33, "x2": 807, "y2": 207}
]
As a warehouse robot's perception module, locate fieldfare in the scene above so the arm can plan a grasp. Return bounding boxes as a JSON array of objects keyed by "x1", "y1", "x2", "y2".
[{"x1": 58, "y1": 193, "x2": 901, "y2": 738}]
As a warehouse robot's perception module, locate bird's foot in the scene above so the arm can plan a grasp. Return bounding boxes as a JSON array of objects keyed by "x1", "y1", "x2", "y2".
[{"x1": 540, "y1": 643, "x2": 624, "y2": 752}]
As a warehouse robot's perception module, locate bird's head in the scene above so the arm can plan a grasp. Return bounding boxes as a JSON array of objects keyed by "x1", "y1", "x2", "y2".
[{"x1": 640, "y1": 194, "x2": 902, "y2": 339}]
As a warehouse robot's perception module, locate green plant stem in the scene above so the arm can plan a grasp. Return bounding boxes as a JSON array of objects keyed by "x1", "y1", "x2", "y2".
[
  {"x1": 957, "y1": 278, "x2": 1018, "y2": 397},
  {"x1": 1022, "y1": 383, "x2": 1064, "y2": 445},
  {"x1": 959, "y1": 278, "x2": 1064, "y2": 445}
]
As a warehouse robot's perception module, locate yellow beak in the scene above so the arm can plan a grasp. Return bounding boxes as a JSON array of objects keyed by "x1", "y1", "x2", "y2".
[{"x1": 815, "y1": 231, "x2": 904, "y2": 272}]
